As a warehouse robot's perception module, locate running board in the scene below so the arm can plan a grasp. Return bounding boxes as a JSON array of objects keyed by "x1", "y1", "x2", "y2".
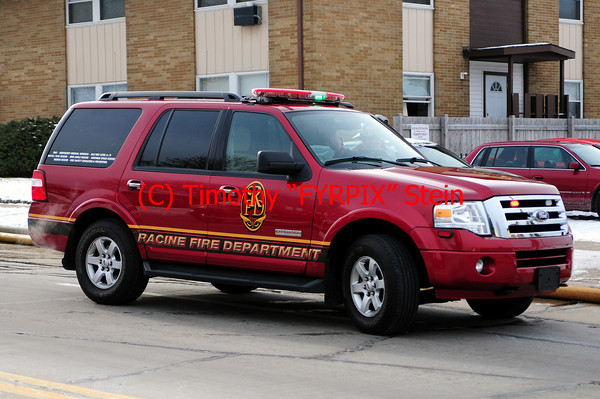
[{"x1": 143, "y1": 261, "x2": 326, "y2": 293}]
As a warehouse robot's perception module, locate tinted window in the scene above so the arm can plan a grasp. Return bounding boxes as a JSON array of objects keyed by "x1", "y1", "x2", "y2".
[
  {"x1": 138, "y1": 111, "x2": 171, "y2": 167},
  {"x1": 533, "y1": 147, "x2": 576, "y2": 169},
  {"x1": 155, "y1": 110, "x2": 219, "y2": 170},
  {"x1": 482, "y1": 146, "x2": 528, "y2": 168},
  {"x1": 46, "y1": 108, "x2": 141, "y2": 167},
  {"x1": 225, "y1": 112, "x2": 293, "y2": 172}
]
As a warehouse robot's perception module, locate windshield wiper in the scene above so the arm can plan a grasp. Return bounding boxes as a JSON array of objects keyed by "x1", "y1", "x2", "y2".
[
  {"x1": 395, "y1": 157, "x2": 432, "y2": 165},
  {"x1": 324, "y1": 156, "x2": 406, "y2": 167}
]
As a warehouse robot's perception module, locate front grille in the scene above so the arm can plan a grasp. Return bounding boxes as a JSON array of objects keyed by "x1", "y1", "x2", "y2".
[
  {"x1": 484, "y1": 195, "x2": 569, "y2": 238},
  {"x1": 515, "y1": 248, "x2": 570, "y2": 268}
]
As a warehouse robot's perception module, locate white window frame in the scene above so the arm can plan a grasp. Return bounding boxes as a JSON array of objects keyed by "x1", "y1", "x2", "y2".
[
  {"x1": 565, "y1": 80, "x2": 583, "y2": 118},
  {"x1": 196, "y1": 71, "x2": 269, "y2": 97},
  {"x1": 402, "y1": 0, "x2": 434, "y2": 10},
  {"x1": 559, "y1": 0, "x2": 583, "y2": 24},
  {"x1": 403, "y1": 72, "x2": 435, "y2": 117},
  {"x1": 68, "y1": 82, "x2": 127, "y2": 106},
  {"x1": 66, "y1": 0, "x2": 125, "y2": 26},
  {"x1": 195, "y1": 0, "x2": 267, "y2": 12}
]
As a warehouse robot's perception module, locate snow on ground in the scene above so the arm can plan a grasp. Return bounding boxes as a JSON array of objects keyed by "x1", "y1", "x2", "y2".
[
  {"x1": 1, "y1": 178, "x2": 599, "y2": 273},
  {"x1": 0, "y1": 178, "x2": 32, "y2": 203}
]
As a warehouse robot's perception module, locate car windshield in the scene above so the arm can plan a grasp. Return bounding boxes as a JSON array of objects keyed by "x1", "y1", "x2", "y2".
[
  {"x1": 285, "y1": 110, "x2": 426, "y2": 165},
  {"x1": 565, "y1": 143, "x2": 600, "y2": 166},
  {"x1": 413, "y1": 145, "x2": 470, "y2": 168}
]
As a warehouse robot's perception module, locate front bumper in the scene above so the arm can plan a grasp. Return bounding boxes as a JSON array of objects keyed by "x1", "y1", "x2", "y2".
[{"x1": 411, "y1": 227, "x2": 573, "y2": 299}]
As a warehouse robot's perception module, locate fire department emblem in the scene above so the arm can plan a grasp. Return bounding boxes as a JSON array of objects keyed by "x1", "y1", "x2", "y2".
[{"x1": 240, "y1": 181, "x2": 267, "y2": 232}]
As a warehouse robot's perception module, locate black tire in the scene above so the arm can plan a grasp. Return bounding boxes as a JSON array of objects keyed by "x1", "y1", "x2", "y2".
[
  {"x1": 342, "y1": 234, "x2": 420, "y2": 335},
  {"x1": 75, "y1": 219, "x2": 148, "y2": 305},
  {"x1": 467, "y1": 296, "x2": 534, "y2": 319},
  {"x1": 212, "y1": 283, "x2": 257, "y2": 294}
]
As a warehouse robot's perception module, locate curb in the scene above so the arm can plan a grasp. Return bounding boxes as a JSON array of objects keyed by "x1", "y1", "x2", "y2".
[
  {"x1": 539, "y1": 286, "x2": 600, "y2": 304},
  {"x1": 0, "y1": 232, "x2": 34, "y2": 246}
]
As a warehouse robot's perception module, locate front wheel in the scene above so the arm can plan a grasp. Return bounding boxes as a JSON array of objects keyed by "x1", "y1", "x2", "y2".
[
  {"x1": 342, "y1": 234, "x2": 419, "y2": 335},
  {"x1": 467, "y1": 296, "x2": 534, "y2": 319},
  {"x1": 75, "y1": 220, "x2": 148, "y2": 305}
]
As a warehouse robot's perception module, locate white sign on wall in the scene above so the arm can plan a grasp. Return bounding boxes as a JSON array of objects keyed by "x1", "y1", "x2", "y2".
[{"x1": 410, "y1": 124, "x2": 430, "y2": 141}]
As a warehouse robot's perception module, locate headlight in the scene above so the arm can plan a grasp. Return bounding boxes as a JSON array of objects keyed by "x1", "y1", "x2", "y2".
[{"x1": 434, "y1": 201, "x2": 491, "y2": 235}]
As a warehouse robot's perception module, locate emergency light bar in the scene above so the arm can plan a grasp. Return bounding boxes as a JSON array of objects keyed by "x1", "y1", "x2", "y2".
[{"x1": 252, "y1": 88, "x2": 345, "y2": 104}]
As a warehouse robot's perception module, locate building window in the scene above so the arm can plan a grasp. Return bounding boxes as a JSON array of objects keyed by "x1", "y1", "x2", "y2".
[
  {"x1": 196, "y1": 0, "x2": 253, "y2": 8},
  {"x1": 69, "y1": 82, "x2": 127, "y2": 105},
  {"x1": 402, "y1": 0, "x2": 433, "y2": 7},
  {"x1": 197, "y1": 72, "x2": 268, "y2": 97},
  {"x1": 403, "y1": 74, "x2": 434, "y2": 117},
  {"x1": 559, "y1": 0, "x2": 582, "y2": 22},
  {"x1": 67, "y1": 0, "x2": 125, "y2": 25},
  {"x1": 565, "y1": 81, "x2": 583, "y2": 118}
]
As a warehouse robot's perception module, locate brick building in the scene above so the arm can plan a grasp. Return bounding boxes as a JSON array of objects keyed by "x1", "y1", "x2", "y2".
[{"x1": 0, "y1": 0, "x2": 592, "y2": 123}]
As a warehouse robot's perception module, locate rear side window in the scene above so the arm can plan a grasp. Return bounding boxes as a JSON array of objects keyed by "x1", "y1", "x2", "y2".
[
  {"x1": 46, "y1": 108, "x2": 141, "y2": 167},
  {"x1": 481, "y1": 146, "x2": 528, "y2": 168},
  {"x1": 138, "y1": 110, "x2": 220, "y2": 170}
]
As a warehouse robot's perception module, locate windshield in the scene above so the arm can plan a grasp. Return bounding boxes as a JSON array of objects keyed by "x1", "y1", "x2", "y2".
[
  {"x1": 414, "y1": 145, "x2": 470, "y2": 167},
  {"x1": 565, "y1": 143, "x2": 600, "y2": 166},
  {"x1": 285, "y1": 110, "x2": 425, "y2": 165}
]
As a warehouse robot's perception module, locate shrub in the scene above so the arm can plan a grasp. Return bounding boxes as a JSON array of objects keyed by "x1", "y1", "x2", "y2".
[{"x1": 0, "y1": 116, "x2": 60, "y2": 177}]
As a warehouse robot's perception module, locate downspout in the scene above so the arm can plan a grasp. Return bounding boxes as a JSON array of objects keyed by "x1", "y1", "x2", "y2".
[{"x1": 297, "y1": 0, "x2": 304, "y2": 89}]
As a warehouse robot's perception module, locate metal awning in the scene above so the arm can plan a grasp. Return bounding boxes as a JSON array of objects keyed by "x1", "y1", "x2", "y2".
[{"x1": 463, "y1": 43, "x2": 575, "y2": 63}]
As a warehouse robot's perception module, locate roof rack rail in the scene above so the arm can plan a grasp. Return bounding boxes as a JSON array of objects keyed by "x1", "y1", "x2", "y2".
[{"x1": 98, "y1": 91, "x2": 242, "y2": 102}]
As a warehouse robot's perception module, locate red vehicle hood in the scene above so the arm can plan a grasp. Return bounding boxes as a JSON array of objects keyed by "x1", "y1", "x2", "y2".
[{"x1": 351, "y1": 166, "x2": 559, "y2": 201}]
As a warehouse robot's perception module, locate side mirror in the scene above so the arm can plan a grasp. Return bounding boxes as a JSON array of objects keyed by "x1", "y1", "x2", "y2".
[
  {"x1": 374, "y1": 114, "x2": 389, "y2": 125},
  {"x1": 257, "y1": 151, "x2": 304, "y2": 176},
  {"x1": 569, "y1": 161, "x2": 582, "y2": 170}
]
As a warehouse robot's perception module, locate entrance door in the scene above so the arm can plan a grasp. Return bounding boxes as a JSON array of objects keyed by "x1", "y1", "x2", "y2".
[{"x1": 485, "y1": 73, "x2": 507, "y2": 117}]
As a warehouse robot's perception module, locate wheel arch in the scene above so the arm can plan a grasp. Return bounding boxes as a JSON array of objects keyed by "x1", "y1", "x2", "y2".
[
  {"x1": 592, "y1": 184, "x2": 600, "y2": 213},
  {"x1": 63, "y1": 208, "x2": 139, "y2": 270},
  {"x1": 323, "y1": 218, "x2": 429, "y2": 305}
]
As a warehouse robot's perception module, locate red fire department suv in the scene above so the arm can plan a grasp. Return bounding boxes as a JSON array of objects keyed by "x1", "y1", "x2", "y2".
[{"x1": 29, "y1": 89, "x2": 572, "y2": 335}]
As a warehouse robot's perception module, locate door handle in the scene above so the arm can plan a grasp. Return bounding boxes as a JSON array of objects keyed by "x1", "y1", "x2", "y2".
[
  {"x1": 219, "y1": 185, "x2": 239, "y2": 199},
  {"x1": 532, "y1": 175, "x2": 544, "y2": 180},
  {"x1": 127, "y1": 179, "x2": 143, "y2": 190}
]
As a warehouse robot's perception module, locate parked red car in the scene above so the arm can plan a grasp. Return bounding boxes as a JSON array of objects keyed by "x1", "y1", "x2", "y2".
[{"x1": 466, "y1": 140, "x2": 600, "y2": 212}]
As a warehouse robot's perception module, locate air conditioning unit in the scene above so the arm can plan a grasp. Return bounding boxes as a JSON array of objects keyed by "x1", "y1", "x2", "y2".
[{"x1": 234, "y1": 5, "x2": 262, "y2": 26}]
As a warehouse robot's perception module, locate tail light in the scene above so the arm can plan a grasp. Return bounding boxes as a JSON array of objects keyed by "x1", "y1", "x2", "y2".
[{"x1": 31, "y1": 170, "x2": 47, "y2": 201}]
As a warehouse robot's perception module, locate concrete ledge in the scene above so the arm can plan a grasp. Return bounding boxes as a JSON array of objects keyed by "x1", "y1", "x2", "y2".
[
  {"x1": 540, "y1": 286, "x2": 600, "y2": 304},
  {"x1": 0, "y1": 232, "x2": 34, "y2": 246}
]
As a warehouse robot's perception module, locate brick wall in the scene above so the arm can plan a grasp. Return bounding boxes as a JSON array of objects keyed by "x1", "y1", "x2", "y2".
[
  {"x1": 0, "y1": 0, "x2": 66, "y2": 123},
  {"x1": 433, "y1": 0, "x2": 470, "y2": 117},
  {"x1": 270, "y1": 0, "x2": 403, "y2": 118},
  {"x1": 268, "y1": 0, "x2": 300, "y2": 89},
  {"x1": 584, "y1": 1, "x2": 600, "y2": 118},
  {"x1": 527, "y1": 0, "x2": 559, "y2": 96},
  {"x1": 126, "y1": 0, "x2": 196, "y2": 91}
]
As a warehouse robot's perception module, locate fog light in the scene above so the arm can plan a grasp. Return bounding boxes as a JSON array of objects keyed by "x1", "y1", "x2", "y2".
[{"x1": 475, "y1": 259, "x2": 485, "y2": 274}]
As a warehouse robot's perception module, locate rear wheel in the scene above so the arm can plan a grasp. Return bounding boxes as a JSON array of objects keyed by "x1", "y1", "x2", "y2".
[
  {"x1": 212, "y1": 283, "x2": 256, "y2": 294},
  {"x1": 342, "y1": 234, "x2": 419, "y2": 335},
  {"x1": 75, "y1": 220, "x2": 148, "y2": 305},
  {"x1": 467, "y1": 296, "x2": 534, "y2": 319}
]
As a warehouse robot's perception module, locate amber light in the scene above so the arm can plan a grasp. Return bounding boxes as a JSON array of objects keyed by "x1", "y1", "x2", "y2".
[
  {"x1": 510, "y1": 200, "x2": 520, "y2": 208},
  {"x1": 31, "y1": 170, "x2": 47, "y2": 201}
]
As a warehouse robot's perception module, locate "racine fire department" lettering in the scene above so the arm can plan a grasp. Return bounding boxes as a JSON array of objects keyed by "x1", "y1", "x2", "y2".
[{"x1": 136, "y1": 232, "x2": 323, "y2": 261}]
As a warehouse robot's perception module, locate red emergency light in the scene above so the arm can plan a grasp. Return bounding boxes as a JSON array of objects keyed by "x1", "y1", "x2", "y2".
[{"x1": 252, "y1": 88, "x2": 345, "y2": 104}]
